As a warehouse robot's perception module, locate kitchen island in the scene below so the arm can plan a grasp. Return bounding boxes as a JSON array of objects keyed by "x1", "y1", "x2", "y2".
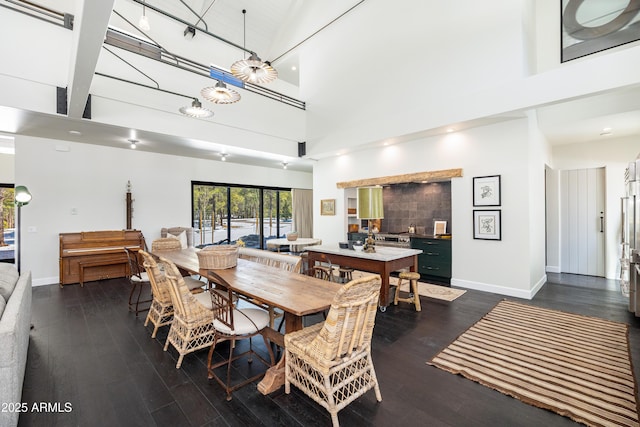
[{"x1": 306, "y1": 245, "x2": 422, "y2": 311}]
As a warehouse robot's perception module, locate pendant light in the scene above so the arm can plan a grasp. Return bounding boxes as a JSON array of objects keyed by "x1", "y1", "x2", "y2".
[
  {"x1": 201, "y1": 80, "x2": 241, "y2": 104},
  {"x1": 179, "y1": 99, "x2": 213, "y2": 118},
  {"x1": 139, "y1": 0, "x2": 150, "y2": 31},
  {"x1": 230, "y1": 9, "x2": 277, "y2": 84}
]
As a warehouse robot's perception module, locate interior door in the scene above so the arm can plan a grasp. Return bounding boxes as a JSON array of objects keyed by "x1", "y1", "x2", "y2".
[{"x1": 560, "y1": 167, "x2": 605, "y2": 276}]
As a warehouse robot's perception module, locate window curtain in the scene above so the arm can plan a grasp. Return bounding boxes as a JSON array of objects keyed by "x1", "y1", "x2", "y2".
[{"x1": 292, "y1": 189, "x2": 313, "y2": 238}]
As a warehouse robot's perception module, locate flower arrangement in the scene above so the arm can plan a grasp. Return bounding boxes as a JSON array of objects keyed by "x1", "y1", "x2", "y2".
[{"x1": 235, "y1": 238, "x2": 246, "y2": 247}]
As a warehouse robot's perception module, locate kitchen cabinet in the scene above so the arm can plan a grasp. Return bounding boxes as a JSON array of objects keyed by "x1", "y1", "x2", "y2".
[
  {"x1": 410, "y1": 237, "x2": 451, "y2": 284},
  {"x1": 346, "y1": 189, "x2": 360, "y2": 233}
]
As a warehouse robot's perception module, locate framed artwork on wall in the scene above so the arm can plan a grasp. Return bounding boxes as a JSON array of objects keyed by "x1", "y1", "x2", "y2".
[
  {"x1": 561, "y1": 0, "x2": 640, "y2": 62},
  {"x1": 320, "y1": 199, "x2": 336, "y2": 216},
  {"x1": 473, "y1": 175, "x2": 501, "y2": 206},
  {"x1": 473, "y1": 210, "x2": 501, "y2": 241}
]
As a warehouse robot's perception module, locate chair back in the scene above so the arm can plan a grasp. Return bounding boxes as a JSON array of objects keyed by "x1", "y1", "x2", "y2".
[
  {"x1": 161, "y1": 227, "x2": 194, "y2": 247},
  {"x1": 238, "y1": 247, "x2": 302, "y2": 273},
  {"x1": 160, "y1": 257, "x2": 212, "y2": 323},
  {"x1": 151, "y1": 238, "x2": 182, "y2": 251},
  {"x1": 139, "y1": 250, "x2": 172, "y2": 305},
  {"x1": 209, "y1": 286, "x2": 235, "y2": 330},
  {"x1": 310, "y1": 275, "x2": 381, "y2": 363},
  {"x1": 125, "y1": 247, "x2": 144, "y2": 279}
]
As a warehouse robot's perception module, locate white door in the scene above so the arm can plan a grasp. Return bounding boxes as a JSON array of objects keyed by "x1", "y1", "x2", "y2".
[{"x1": 560, "y1": 167, "x2": 605, "y2": 276}]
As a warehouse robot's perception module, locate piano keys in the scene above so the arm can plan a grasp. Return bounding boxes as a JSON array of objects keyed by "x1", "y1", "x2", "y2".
[{"x1": 59, "y1": 230, "x2": 146, "y2": 287}]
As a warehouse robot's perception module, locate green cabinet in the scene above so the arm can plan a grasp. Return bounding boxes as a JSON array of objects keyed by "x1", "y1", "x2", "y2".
[{"x1": 410, "y1": 237, "x2": 451, "y2": 283}]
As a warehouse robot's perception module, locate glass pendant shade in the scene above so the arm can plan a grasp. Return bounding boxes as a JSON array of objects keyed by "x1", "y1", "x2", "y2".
[
  {"x1": 357, "y1": 186, "x2": 384, "y2": 219},
  {"x1": 179, "y1": 99, "x2": 213, "y2": 118},
  {"x1": 201, "y1": 81, "x2": 240, "y2": 104},
  {"x1": 230, "y1": 53, "x2": 278, "y2": 84}
]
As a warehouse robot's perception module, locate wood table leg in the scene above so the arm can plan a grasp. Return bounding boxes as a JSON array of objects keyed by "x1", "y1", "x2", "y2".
[{"x1": 257, "y1": 312, "x2": 302, "y2": 395}]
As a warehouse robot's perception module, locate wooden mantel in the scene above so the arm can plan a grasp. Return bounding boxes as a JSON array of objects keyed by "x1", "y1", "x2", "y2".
[{"x1": 336, "y1": 168, "x2": 463, "y2": 189}]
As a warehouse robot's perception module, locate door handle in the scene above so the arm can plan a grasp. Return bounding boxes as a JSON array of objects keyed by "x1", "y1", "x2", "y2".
[{"x1": 600, "y1": 212, "x2": 604, "y2": 233}]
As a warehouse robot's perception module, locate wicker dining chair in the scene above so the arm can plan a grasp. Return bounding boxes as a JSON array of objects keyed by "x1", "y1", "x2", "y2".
[
  {"x1": 206, "y1": 285, "x2": 275, "y2": 401},
  {"x1": 285, "y1": 275, "x2": 383, "y2": 427},
  {"x1": 237, "y1": 247, "x2": 302, "y2": 328},
  {"x1": 151, "y1": 238, "x2": 206, "y2": 293},
  {"x1": 160, "y1": 257, "x2": 217, "y2": 369},
  {"x1": 125, "y1": 247, "x2": 152, "y2": 316},
  {"x1": 139, "y1": 250, "x2": 174, "y2": 338}
]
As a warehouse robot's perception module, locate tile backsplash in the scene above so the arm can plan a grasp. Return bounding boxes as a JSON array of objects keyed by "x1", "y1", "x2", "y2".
[{"x1": 381, "y1": 181, "x2": 451, "y2": 235}]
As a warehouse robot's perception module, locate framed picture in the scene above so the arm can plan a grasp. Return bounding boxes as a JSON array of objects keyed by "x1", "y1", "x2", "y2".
[
  {"x1": 561, "y1": 0, "x2": 640, "y2": 62},
  {"x1": 473, "y1": 210, "x2": 501, "y2": 241},
  {"x1": 473, "y1": 175, "x2": 501, "y2": 206},
  {"x1": 434, "y1": 220, "x2": 447, "y2": 235},
  {"x1": 320, "y1": 199, "x2": 335, "y2": 216}
]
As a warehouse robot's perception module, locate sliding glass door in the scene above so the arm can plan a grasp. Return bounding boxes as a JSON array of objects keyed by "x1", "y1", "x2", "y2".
[{"x1": 192, "y1": 182, "x2": 291, "y2": 248}]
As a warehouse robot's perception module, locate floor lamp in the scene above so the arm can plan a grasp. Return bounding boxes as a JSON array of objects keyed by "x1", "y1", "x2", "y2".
[
  {"x1": 357, "y1": 186, "x2": 384, "y2": 253},
  {"x1": 15, "y1": 185, "x2": 32, "y2": 274}
]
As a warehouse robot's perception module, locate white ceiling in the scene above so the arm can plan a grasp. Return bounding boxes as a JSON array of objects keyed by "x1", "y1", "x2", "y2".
[{"x1": 2, "y1": 0, "x2": 640, "y2": 170}]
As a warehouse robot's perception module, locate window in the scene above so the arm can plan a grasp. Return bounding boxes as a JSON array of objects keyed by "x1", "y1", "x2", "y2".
[
  {"x1": 0, "y1": 184, "x2": 15, "y2": 263},
  {"x1": 192, "y1": 182, "x2": 292, "y2": 248}
]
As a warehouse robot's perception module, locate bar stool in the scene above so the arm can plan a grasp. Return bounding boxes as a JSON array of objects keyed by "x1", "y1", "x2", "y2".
[
  {"x1": 394, "y1": 271, "x2": 421, "y2": 311},
  {"x1": 338, "y1": 267, "x2": 354, "y2": 283}
]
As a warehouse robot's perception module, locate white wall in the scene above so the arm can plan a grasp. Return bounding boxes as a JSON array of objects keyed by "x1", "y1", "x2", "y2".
[
  {"x1": 15, "y1": 135, "x2": 312, "y2": 286},
  {"x1": 550, "y1": 136, "x2": 640, "y2": 279},
  {"x1": 0, "y1": 153, "x2": 14, "y2": 183},
  {"x1": 313, "y1": 118, "x2": 548, "y2": 299}
]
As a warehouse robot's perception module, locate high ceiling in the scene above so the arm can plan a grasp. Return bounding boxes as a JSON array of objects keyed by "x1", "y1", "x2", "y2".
[{"x1": 2, "y1": 0, "x2": 640, "y2": 170}]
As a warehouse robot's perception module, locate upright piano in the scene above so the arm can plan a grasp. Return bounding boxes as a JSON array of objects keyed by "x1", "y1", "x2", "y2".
[{"x1": 59, "y1": 230, "x2": 146, "y2": 287}]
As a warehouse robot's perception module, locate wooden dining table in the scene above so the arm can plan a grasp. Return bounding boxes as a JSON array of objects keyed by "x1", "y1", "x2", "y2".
[{"x1": 150, "y1": 247, "x2": 343, "y2": 394}]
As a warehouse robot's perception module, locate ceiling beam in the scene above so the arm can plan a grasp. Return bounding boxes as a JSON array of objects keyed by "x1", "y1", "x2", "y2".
[
  {"x1": 336, "y1": 168, "x2": 463, "y2": 189},
  {"x1": 67, "y1": 0, "x2": 115, "y2": 118}
]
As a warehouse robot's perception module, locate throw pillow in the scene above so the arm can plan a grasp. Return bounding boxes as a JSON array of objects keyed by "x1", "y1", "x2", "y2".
[
  {"x1": 167, "y1": 230, "x2": 188, "y2": 249},
  {"x1": 0, "y1": 264, "x2": 19, "y2": 301}
]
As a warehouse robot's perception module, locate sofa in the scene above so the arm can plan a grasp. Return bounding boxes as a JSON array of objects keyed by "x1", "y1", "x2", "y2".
[{"x1": 0, "y1": 263, "x2": 32, "y2": 427}]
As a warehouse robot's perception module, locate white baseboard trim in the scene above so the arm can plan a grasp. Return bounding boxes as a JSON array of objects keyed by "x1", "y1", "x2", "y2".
[
  {"x1": 32, "y1": 276, "x2": 59, "y2": 287},
  {"x1": 451, "y1": 274, "x2": 548, "y2": 300},
  {"x1": 546, "y1": 265, "x2": 561, "y2": 273}
]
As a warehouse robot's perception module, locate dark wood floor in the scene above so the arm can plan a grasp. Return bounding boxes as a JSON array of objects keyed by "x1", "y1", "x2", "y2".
[{"x1": 17, "y1": 273, "x2": 640, "y2": 427}]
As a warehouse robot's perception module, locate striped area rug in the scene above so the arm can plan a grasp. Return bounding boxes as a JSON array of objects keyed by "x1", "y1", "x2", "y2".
[{"x1": 429, "y1": 300, "x2": 640, "y2": 426}]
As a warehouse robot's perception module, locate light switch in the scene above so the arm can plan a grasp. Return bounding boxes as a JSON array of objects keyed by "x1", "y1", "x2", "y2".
[{"x1": 27, "y1": 226, "x2": 37, "y2": 233}]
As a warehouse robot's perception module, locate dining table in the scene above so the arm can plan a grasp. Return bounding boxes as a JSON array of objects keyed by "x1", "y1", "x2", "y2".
[
  {"x1": 265, "y1": 237, "x2": 322, "y2": 252},
  {"x1": 150, "y1": 247, "x2": 344, "y2": 394}
]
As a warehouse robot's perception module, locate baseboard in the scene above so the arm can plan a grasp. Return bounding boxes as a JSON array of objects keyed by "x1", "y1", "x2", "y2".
[
  {"x1": 451, "y1": 274, "x2": 548, "y2": 300},
  {"x1": 546, "y1": 265, "x2": 561, "y2": 273},
  {"x1": 32, "y1": 276, "x2": 59, "y2": 287}
]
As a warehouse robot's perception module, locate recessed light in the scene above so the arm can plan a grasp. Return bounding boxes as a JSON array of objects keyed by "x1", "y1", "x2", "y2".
[
  {"x1": 220, "y1": 153, "x2": 228, "y2": 161},
  {"x1": 291, "y1": 65, "x2": 297, "y2": 71},
  {"x1": 600, "y1": 127, "x2": 613, "y2": 136},
  {"x1": 69, "y1": 130, "x2": 81, "y2": 135},
  {"x1": 446, "y1": 128, "x2": 454, "y2": 133},
  {"x1": 128, "y1": 139, "x2": 138, "y2": 149}
]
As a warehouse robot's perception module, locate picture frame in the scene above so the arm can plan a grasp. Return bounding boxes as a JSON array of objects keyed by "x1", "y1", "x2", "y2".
[
  {"x1": 473, "y1": 175, "x2": 501, "y2": 206},
  {"x1": 320, "y1": 199, "x2": 336, "y2": 216},
  {"x1": 434, "y1": 220, "x2": 447, "y2": 235},
  {"x1": 561, "y1": 1, "x2": 640, "y2": 63},
  {"x1": 473, "y1": 210, "x2": 501, "y2": 241}
]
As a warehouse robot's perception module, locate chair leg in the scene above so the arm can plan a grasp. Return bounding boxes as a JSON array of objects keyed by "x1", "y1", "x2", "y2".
[
  {"x1": 411, "y1": 279, "x2": 421, "y2": 311},
  {"x1": 393, "y1": 279, "x2": 403, "y2": 305}
]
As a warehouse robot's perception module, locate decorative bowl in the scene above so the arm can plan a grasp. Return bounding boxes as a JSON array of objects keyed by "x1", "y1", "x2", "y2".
[
  {"x1": 353, "y1": 245, "x2": 364, "y2": 252},
  {"x1": 286, "y1": 232, "x2": 298, "y2": 241}
]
